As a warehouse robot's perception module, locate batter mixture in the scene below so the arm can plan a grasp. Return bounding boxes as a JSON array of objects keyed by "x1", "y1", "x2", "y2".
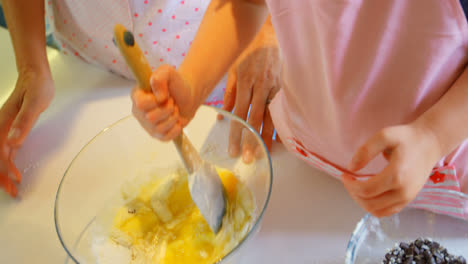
[{"x1": 91, "y1": 166, "x2": 256, "y2": 264}]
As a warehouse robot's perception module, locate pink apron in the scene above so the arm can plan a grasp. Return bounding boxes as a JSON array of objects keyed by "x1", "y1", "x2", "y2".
[{"x1": 266, "y1": 0, "x2": 468, "y2": 220}]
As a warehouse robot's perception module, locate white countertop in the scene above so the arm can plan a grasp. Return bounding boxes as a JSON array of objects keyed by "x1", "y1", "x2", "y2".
[{"x1": 0, "y1": 28, "x2": 366, "y2": 264}]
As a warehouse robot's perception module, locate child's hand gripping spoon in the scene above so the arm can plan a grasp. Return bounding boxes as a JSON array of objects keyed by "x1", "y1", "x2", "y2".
[{"x1": 113, "y1": 24, "x2": 226, "y2": 234}]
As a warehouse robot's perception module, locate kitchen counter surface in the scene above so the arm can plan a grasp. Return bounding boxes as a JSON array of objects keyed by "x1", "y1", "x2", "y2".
[{"x1": 0, "y1": 28, "x2": 365, "y2": 264}]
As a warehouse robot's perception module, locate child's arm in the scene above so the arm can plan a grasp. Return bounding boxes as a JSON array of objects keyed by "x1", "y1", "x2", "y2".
[
  {"x1": 179, "y1": 0, "x2": 269, "y2": 106},
  {"x1": 413, "y1": 67, "x2": 468, "y2": 156},
  {"x1": 0, "y1": 0, "x2": 54, "y2": 197},
  {"x1": 342, "y1": 68, "x2": 468, "y2": 218},
  {"x1": 131, "y1": 0, "x2": 269, "y2": 140}
]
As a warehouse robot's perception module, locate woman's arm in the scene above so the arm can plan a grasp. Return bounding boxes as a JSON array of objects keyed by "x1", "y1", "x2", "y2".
[
  {"x1": 223, "y1": 15, "x2": 282, "y2": 161},
  {"x1": 0, "y1": 0, "x2": 54, "y2": 197},
  {"x1": 1, "y1": 0, "x2": 50, "y2": 74}
]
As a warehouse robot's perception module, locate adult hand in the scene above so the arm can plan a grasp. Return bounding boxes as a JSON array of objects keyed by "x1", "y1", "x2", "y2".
[
  {"x1": 221, "y1": 17, "x2": 282, "y2": 163},
  {"x1": 0, "y1": 69, "x2": 54, "y2": 197}
]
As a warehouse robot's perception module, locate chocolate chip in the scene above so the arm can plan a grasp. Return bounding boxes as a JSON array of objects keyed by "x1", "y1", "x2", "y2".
[
  {"x1": 382, "y1": 238, "x2": 466, "y2": 264},
  {"x1": 442, "y1": 248, "x2": 448, "y2": 255},
  {"x1": 424, "y1": 250, "x2": 433, "y2": 259},
  {"x1": 404, "y1": 256, "x2": 414, "y2": 263},
  {"x1": 414, "y1": 247, "x2": 420, "y2": 255},
  {"x1": 415, "y1": 238, "x2": 424, "y2": 248},
  {"x1": 400, "y1": 242, "x2": 410, "y2": 250},
  {"x1": 457, "y1": 256, "x2": 467, "y2": 264}
]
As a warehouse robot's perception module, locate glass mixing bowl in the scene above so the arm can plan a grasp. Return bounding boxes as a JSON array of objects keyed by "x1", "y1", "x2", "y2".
[
  {"x1": 346, "y1": 190, "x2": 468, "y2": 264},
  {"x1": 54, "y1": 106, "x2": 273, "y2": 264}
]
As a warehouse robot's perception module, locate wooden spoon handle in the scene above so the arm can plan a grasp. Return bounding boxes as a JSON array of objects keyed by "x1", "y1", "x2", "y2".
[{"x1": 113, "y1": 24, "x2": 152, "y2": 92}]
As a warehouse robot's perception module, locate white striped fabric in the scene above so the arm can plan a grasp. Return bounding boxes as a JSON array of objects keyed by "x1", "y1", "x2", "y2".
[{"x1": 286, "y1": 137, "x2": 468, "y2": 221}]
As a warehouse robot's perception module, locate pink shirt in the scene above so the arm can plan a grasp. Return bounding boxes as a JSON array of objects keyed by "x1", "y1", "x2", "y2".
[
  {"x1": 46, "y1": 0, "x2": 225, "y2": 106},
  {"x1": 266, "y1": 0, "x2": 468, "y2": 219}
]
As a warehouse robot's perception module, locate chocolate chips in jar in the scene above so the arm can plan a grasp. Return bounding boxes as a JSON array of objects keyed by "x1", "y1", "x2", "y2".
[{"x1": 382, "y1": 238, "x2": 466, "y2": 264}]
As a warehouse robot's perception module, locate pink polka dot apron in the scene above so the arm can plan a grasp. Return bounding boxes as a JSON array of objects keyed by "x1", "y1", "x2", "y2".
[
  {"x1": 45, "y1": 0, "x2": 225, "y2": 107},
  {"x1": 266, "y1": 0, "x2": 468, "y2": 220}
]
